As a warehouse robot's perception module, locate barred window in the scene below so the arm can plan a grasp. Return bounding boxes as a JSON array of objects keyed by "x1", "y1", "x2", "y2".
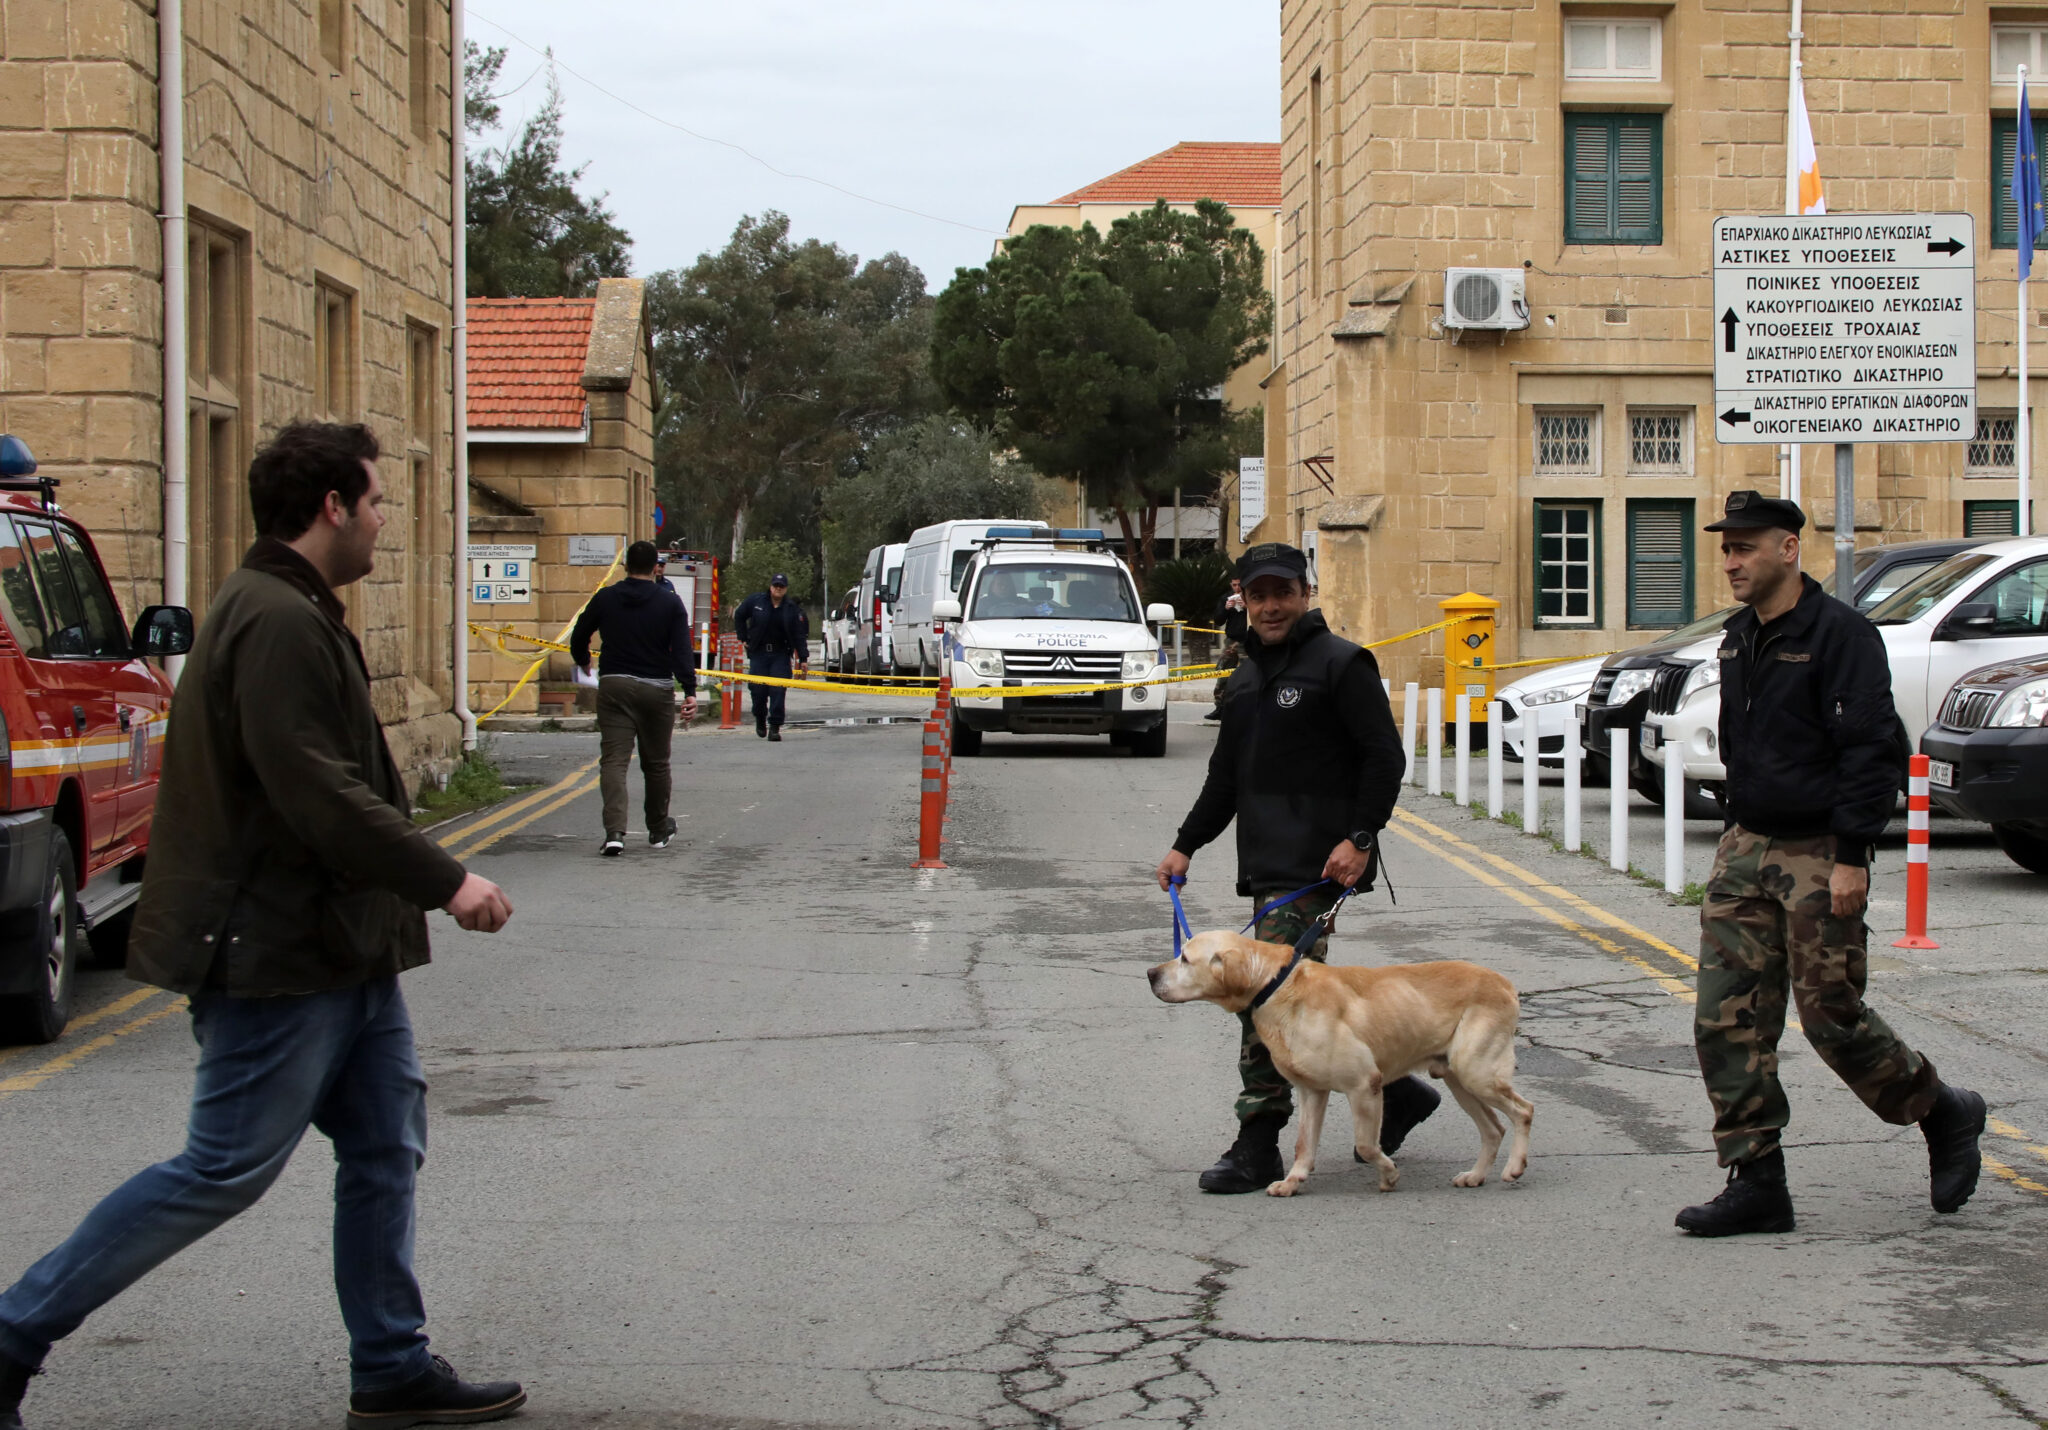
[
  {"x1": 1627, "y1": 409, "x2": 1690, "y2": 475},
  {"x1": 1967, "y1": 412, "x2": 2019, "y2": 475},
  {"x1": 1535, "y1": 410, "x2": 1598, "y2": 474}
]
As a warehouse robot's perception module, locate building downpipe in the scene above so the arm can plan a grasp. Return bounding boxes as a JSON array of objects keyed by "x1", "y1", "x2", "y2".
[
  {"x1": 160, "y1": 0, "x2": 188, "y2": 620},
  {"x1": 451, "y1": 0, "x2": 477, "y2": 750}
]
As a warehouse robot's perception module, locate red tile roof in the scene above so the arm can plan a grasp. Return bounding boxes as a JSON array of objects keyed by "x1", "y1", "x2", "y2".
[
  {"x1": 466, "y1": 298, "x2": 596, "y2": 430},
  {"x1": 1052, "y1": 142, "x2": 1281, "y2": 208}
]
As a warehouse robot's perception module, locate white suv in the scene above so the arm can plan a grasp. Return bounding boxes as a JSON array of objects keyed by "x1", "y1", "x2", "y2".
[
  {"x1": 934, "y1": 530, "x2": 1174, "y2": 756},
  {"x1": 1642, "y1": 537, "x2": 2048, "y2": 804}
]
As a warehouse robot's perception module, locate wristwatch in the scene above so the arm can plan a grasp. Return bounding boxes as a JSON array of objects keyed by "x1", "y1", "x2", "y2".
[{"x1": 1349, "y1": 830, "x2": 1374, "y2": 851}]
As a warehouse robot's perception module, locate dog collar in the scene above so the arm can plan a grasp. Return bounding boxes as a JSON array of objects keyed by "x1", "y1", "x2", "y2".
[{"x1": 1247, "y1": 945, "x2": 1307, "y2": 1012}]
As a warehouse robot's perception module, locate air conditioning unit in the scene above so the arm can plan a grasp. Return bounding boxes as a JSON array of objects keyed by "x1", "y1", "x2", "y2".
[{"x1": 1442, "y1": 268, "x2": 1530, "y2": 331}]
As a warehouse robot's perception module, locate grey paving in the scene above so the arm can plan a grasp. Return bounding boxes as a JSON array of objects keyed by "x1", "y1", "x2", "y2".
[{"x1": 1, "y1": 694, "x2": 2045, "y2": 1428}]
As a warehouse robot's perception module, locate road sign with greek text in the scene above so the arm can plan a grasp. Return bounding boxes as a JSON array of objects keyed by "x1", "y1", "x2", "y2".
[{"x1": 1711, "y1": 213, "x2": 1975, "y2": 445}]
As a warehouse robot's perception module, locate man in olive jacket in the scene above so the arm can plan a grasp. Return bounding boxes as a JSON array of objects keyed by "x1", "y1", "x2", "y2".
[{"x1": 0, "y1": 423, "x2": 525, "y2": 1430}]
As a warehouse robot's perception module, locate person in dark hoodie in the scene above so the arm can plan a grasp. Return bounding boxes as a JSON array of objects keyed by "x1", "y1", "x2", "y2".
[
  {"x1": 571, "y1": 540, "x2": 698, "y2": 857},
  {"x1": 1154, "y1": 542, "x2": 1438, "y2": 1194}
]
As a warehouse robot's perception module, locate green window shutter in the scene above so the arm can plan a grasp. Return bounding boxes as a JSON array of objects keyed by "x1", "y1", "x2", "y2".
[
  {"x1": 1565, "y1": 114, "x2": 1662, "y2": 245},
  {"x1": 1964, "y1": 499, "x2": 2021, "y2": 538},
  {"x1": 1626, "y1": 498, "x2": 1693, "y2": 628},
  {"x1": 1993, "y1": 116, "x2": 2048, "y2": 248}
]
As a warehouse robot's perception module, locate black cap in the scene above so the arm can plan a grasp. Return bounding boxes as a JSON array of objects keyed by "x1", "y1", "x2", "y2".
[
  {"x1": 769, "y1": 572, "x2": 789, "y2": 586},
  {"x1": 1705, "y1": 490, "x2": 1806, "y2": 533},
  {"x1": 1236, "y1": 542, "x2": 1309, "y2": 588},
  {"x1": 655, "y1": 553, "x2": 667, "y2": 564}
]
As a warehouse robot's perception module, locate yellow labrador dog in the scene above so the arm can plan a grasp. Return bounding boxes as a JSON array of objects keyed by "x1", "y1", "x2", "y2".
[{"x1": 1149, "y1": 930, "x2": 1533, "y2": 1197}]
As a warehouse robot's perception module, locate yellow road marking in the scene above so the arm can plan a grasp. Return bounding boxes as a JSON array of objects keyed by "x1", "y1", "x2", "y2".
[
  {"x1": 1395, "y1": 809, "x2": 1697, "y2": 969},
  {"x1": 0, "y1": 996, "x2": 188, "y2": 1100},
  {"x1": 0, "y1": 986, "x2": 167, "y2": 1070},
  {"x1": 447, "y1": 775, "x2": 600, "y2": 861},
  {"x1": 1985, "y1": 1155, "x2": 2048, "y2": 1196},
  {"x1": 1384, "y1": 822, "x2": 1694, "y2": 999},
  {"x1": 435, "y1": 759, "x2": 599, "y2": 848}
]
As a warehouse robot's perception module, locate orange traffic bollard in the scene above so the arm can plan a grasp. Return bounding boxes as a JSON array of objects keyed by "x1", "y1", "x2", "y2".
[
  {"x1": 717, "y1": 636, "x2": 740, "y2": 731},
  {"x1": 1894, "y1": 753, "x2": 1940, "y2": 950},
  {"x1": 914, "y1": 719, "x2": 947, "y2": 868}
]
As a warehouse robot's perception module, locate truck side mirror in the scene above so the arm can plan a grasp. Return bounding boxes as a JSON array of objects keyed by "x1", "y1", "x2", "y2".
[
  {"x1": 1145, "y1": 602, "x2": 1176, "y2": 625},
  {"x1": 131, "y1": 605, "x2": 195, "y2": 658},
  {"x1": 932, "y1": 598, "x2": 962, "y2": 622},
  {"x1": 1939, "y1": 601, "x2": 1997, "y2": 638}
]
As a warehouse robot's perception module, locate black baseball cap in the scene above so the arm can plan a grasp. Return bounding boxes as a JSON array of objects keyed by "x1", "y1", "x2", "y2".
[
  {"x1": 1706, "y1": 490, "x2": 1806, "y2": 533},
  {"x1": 1236, "y1": 542, "x2": 1309, "y2": 587},
  {"x1": 769, "y1": 572, "x2": 789, "y2": 586}
]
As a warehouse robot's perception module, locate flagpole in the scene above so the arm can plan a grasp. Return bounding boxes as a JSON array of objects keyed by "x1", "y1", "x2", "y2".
[
  {"x1": 1784, "y1": 2, "x2": 1805, "y2": 523},
  {"x1": 2025, "y1": 65, "x2": 2034, "y2": 538}
]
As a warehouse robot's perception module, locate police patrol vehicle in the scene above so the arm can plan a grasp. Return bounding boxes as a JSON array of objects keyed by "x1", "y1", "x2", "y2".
[{"x1": 931, "y1": 529, "x2": 1176, "y2": 757}]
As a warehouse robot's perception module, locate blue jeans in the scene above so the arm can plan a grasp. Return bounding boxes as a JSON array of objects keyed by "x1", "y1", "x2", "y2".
[
  {"x1": 749, "y1": 651, "x2": 792, "y2": 728},
  {"x1": 0, "y1": 978, "x2": 434, "y2": 1391}
]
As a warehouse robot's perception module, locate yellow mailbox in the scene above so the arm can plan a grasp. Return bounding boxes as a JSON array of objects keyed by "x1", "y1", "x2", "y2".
[{"x1": 1439, "y1": 591, "x2": 1501, "y2": 728}]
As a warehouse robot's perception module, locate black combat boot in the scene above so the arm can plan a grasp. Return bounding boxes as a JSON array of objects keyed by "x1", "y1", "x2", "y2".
[
  {"x1": 1675, "y1": 1148, "x2": 1795, "y2": 1236},
  {"x1": 1921, "y1": 1083, "x2": 1988, "y2": 1214},
  {"x1": 1355, "y1": 1076, "x2": 1442, "y2": 1162},
  {"x1": 0, "y1": 1350, "x2": 36, "y2": 1430},
  {"x1": 346, "y1": 1354, "x2": 525, "y2": 1428},
  {"x1": 1198, "y1": 1112, "x2": 1289, "y2": 1194}
]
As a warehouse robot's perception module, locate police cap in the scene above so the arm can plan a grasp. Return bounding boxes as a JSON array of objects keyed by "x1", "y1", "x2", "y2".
[
  {"x1": 1705, "y1": 490, "x2": 1806, "y2": 533},
  {"x1": 1237, "y1": 542, "x2": 1310, "y2": 588}
]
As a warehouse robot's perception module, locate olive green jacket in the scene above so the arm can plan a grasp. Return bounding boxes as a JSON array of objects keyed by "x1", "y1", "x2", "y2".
[{"x1": 128, "y1": 539, "x2": 467, "y2": 996}]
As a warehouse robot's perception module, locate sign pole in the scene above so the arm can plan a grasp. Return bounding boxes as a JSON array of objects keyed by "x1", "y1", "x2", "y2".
[
  {"x1": 2023, "y1": 67, "x2": 2034, "y2": 537},
  {"x1": 1833, "y1": 442, "x2": 1855, "y2": 601}
]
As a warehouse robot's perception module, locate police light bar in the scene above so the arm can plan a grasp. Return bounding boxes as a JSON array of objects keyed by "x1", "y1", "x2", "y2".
[
  {"x1": 1054, "y1": 528, "x2": 1105, "y2": 540},
  {"x1": 980, "y1": 526, "x2": 1041, "y2": 539}
]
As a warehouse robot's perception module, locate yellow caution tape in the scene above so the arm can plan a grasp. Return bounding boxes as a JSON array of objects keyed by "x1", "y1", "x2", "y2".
[
  {"x1": 470, "y1": 548, "x2": 626, "y2": 722},
  {"x1": 699, "y1": 664, "x2": 1223, "y2": 700},
  {"x1": 1480, "y1": 650, "x2": 1620, "y2": 672},
  {"x1": 1362, "y1": 615, "x2": 1461, "y2": 650}
]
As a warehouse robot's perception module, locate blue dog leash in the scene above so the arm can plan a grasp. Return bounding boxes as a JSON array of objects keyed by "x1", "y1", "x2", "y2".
[
  {"x1": 1248, "y1": 883, "x2": 1359, "y2": 1011},
  {"x1": 1168, "y1": 874, "x2": 1194, "y2": 961}
]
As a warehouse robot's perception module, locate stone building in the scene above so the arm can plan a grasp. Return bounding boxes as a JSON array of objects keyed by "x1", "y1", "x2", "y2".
[
  {"x1": 2, "y1": 0, "x2": 462, "y2": 776},
  {"x1": 1274, "y1": 0, "x2": 2036, "y2": 686},
  {"x1": 464, "y1": 280, "x2": 659, "y2": 717},
  {"x1": 1009, "y1": 142, "x2": 1282, "y2": 555}
]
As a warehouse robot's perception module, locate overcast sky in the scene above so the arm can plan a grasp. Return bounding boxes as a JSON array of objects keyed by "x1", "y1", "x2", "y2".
[{"x1": 464, "y1": 0, "x2": 1281, "y2": 292}]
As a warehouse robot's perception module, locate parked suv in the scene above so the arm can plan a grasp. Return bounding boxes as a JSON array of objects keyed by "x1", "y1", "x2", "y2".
[
  {"x1": 0, "y1": 438, "x2": 192, "y2": 1044},
  {"x1": 1920, "y1": 651, "x2": 2048, "y2": 874}
]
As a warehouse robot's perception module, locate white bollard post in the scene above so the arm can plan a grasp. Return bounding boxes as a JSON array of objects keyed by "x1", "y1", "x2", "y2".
[
  {"x1": 1425, "y1": 687, "x2": 1443, "y2": 796},
  {"x1": 1454, "y1": 694, "x2": 1471, "y2": 808},
  {"x1": 1174, "y1": 622, "x2": 1184, "y2": 671},
  {"x1": 1402, "y1": 683, "x2": 1420, "y2": 785},
  {"x1": 1609, "y1": 726, "x2": 1628, "y2": 872},
  {"x1": 1522, "y1": 706, "x2": 1540, "y2": 835},
  {"x1": 1382, "y1": 677, "x2": 1391, "y2": 697},
  {"x1": 1663, "y1": 740, "x2": 1685, "y2": 894},
  {"x1": 1562, "y1": 705, "x2": 1582, "y2": 852},
  {"x1": 1487, "y1": 700, "x2": 1504, "y2": 819}
]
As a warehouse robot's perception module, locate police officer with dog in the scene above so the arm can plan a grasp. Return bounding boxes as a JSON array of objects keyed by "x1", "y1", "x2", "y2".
[
  {"x1": 1677, "y1": 492, "x2": 1986, "y2": 1235},
  {"x1": 1155, "y1": 542, "x2": 1438, "y2": 1194}
]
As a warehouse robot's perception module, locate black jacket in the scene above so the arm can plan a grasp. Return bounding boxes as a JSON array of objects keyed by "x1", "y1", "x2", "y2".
[
  {"x1": 735, "y1": 591, "x2": 808, "y2": 656},
  {"x1": 570, "y1": 578, "x2": 697, "y2": 693},
  {"x1": 1212, "y1": 595, "x2": 1249, "y2": 646},
  {"x1": 129, "y1": 540, "x2": 466, "y2": 996},
  {"x1": 1174, "y1": 610, "x2": 1406, "y2": 895},
  {"x1": 1717, "y1": 574, "x2": 1899, "y2": 866}
]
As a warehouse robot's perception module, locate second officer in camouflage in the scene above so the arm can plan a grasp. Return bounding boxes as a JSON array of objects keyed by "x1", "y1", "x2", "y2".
[{"x1": 1678, "y1": 492, "x2": 1987, "y2": 1236}]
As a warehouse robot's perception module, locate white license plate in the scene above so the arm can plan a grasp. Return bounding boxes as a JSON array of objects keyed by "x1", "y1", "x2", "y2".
[
  {"x1": 1927, "y1": 759, "x2": 1955, "y2": 789},
  {"x1": 1641, "y1": 724, "x2": 1663, "y2": 751}
]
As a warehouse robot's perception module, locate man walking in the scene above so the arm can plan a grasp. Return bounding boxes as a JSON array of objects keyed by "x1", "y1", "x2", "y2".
[
  {"x1": 0, "y1": 421, "x2": 523, "y2": 1430},
  {"x1": 1677, "y1": 492, "x2": 1986, "y2": 1236},
  {"x1": 734, "y1": 573, "x2": 809, "y2": 741},
  {"x1": 1154, "y1": 543, "x2": 1438, "y2": 1194},
  {"x1": 571, "y1": 539, "x2": 699, "y2": 857}
]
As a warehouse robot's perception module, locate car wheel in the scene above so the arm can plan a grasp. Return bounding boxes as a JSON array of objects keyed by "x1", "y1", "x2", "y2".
[
  {"x1": 1130, "y1": 722, "x2": 1168, "y2": 758},
  {"x1": 1992, "y1": 823, "x2": 2048, "y2": 875},
  {"x1": 952, "y1": 711, "x2": 982, "y2": 756},
  {"x1": 0, "y1": 829, "x2": 82, "y2": 1045}
]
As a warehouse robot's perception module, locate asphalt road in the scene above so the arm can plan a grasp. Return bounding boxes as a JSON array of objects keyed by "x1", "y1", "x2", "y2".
[{"x1": 3, "y1": 692, "x2": 2046, "y2": 1429}]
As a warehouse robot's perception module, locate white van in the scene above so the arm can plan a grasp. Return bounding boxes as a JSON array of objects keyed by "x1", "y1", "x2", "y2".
[
  {"x1": 892, "y1": 519, "x2": 1050, "y2": 674},
  {"x1": 856, "y1": 542, "x2": 905, "y2": 675},
  {"x1": 935, "y1": 529, "x2": 1175, "y2": 756}
]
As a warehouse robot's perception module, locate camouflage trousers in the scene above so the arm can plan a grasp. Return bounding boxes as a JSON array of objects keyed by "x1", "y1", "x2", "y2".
[
  {"x1": 1695, "y1": 825, "x2": 1940, "y2": 1166},
  {"x1": 1234, "y1": 885, "x2": 1340, "y2": 1123},
  {"x1": 1212, "y1": 640, "x2": 1242, "y2": 707}
]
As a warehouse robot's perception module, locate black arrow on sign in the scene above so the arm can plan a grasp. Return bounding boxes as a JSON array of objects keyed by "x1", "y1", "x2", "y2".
[
  {"x1": 1719, "y1": 408, "x2": 1752, "y2": 426},
  {"x1": 1928, "y1": 237, "x2": 1965, "y2": 256},
  {"x1": 1722, "y1": 307, "x2": 1740, "y2": 353}
]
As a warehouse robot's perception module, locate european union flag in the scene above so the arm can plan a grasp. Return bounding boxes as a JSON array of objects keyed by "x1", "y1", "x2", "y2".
[{"x1": 2017, "y1": 77, "x2": 2045, "y2": 280}]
